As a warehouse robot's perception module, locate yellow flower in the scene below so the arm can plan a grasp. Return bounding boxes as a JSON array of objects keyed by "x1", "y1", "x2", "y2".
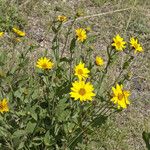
[
  {"x1": 75, "y1": 28, "x2": 87, "y2": 42},
  {"x1": 0, "y1": 32, "x2": 4, "y2": 37},
  {"x1": 95, "y1": 56, "x2": 104, "y2": 66},
  {"x1": 57, "y1": 15, "x2": 67, "y2": 22},
  {"x1": 86, "y1": 26, "x2": 91, "y2": 32},
  {"x1": 74, "y1": 62, "x2": 90, "y2": 80},
  {"x1": 111, "y1": 84, "x2": 130, "y2": 109},
  {"x1": 76, "y1": 10, "x2": 84, "y2": 17},
  {"x1": 130, "y1": 37, "x2": 143, "y2": 54},
  {"x1": 12, "y1": 27, "x2": 25, "y2": 37},
  {"x1": 15, "y1": 38, "x2": 21, "y2": 42},
  {"x1": 70, "y1": 80, "x2": 95, "y2": 102},
  {"x1": 36, "y1": 57, "x2": 54, "y2": 70},
  {"x1": 112, "y1": 34, "x2": 126, "y2": 51},
  {"x1": 0, "y1": 99, "x2": 9, "y2": 113},
  {"x1": 0, "y1": 69, "x2": 6, "y2": 77}
]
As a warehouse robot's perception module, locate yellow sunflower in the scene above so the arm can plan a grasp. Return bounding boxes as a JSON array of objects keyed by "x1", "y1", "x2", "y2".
[
  {"x1": 130, "y1": 37, "x2": 143, "y2": 54},
  {"x1": 111, "y1": 84, "x2": 130, "y2": 109},
  {"x1": 0, "y1": 32, "x2": 4, "y2": 37},
  {"x1": 75, "y1": 28, "x2": 87, "y2": 42},
  {"x1": 57, "y1": 15, "x2": 67, "y2": 22},
  {"x1": 0, "y1": 98, "x2": 9, "y2": 113},
  {"x1": 15, "y1": 38, "x2": 21, "y2": 43},
  {"x1": 36, "y1": 57, "x2": 54, "y2": 70},
  {"x1": 70, "y1": 80, "x2": 95, "y2": 102},
  {"x1": 95, "y1": 56, "x2": 104, "y2": 66},
  {"x1": 74, "y1": 62, "x2": 90, "y2": 80},
  {"x1": 12, "y1": 27, "x2": 25, "y2": 37},
  {"x1": 112, "y1": 34, "x2": 126, "y2": 51},
  {"x1": 86, "y1": 26, "x2": 91, "y2": 32}
]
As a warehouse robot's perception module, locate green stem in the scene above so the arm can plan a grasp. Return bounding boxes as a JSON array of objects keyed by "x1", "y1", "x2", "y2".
[
  {"x1": 52, "y1": 23, "x2": 62, "y2": 63},
  {"x1": 109, "y1": 54, "x2": 134, "y2": 91},
  {"x1": 96, "y1": 47, "x2": 115, "y2": 94},
  {"x1": 69, "y1": 51, "x2": 73, "y2": 82},
  {"x1": 61, "y1": 19, "x2": 76, "y2": 58},
  {"x1": 67, "y1": 106, "x2": 115, "y2": 148}
]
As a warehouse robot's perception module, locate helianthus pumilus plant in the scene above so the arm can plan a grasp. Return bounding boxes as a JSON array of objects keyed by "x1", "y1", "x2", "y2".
[{"x1": 0, "y1": 13, "x2": 144, "y2": 150}]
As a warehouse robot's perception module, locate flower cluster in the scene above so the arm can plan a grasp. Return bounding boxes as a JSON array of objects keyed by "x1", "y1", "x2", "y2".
[
  {"x1": 0, "y1": 27, "x2": 26, "y2": 42},
  {"x1": 33, "y1": 26, "x2": 144, "y2": 109},
  {"x1": 3, "y1": 26, "x2": 143, "y2": 114},
  {"x1": 0, "y1": 11, "x2": 146, "y2": 150},
  {"x1": 112, "y1": 34, "x2": 143, "y2": 54},
  {"x1": 111, "y1": 84, "x2": 130, "y2": 109},
  {"x1": 130, "y1": 37, "x2": 143, "y2": 54},
  {"x1": 70, "y1": 62, "x2": 95, "y2": 102}
]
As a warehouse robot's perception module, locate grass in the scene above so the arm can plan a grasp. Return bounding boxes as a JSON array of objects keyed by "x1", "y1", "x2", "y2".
[{"x1": 0, "y1": 0, "x2": 150, "y2": 149}]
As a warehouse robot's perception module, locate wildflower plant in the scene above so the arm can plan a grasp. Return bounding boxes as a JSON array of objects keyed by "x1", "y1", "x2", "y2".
[{"x1": 0, "y1": 13, "x2": 144, "y2": 150}]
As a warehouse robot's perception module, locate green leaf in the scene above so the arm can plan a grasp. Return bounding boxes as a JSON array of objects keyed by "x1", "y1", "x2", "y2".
[
  {"x1": 42, "y1": 75, "x2": 49, "y2": 85},
  {"x1": 25, "y1": 121, "x2": 36, "y2": 134},
  {"x1": 92, "y1": 115, "x2": 107, "y2": 128},
  {"x1": 31, "y1": 137, "x2": 43, "y2": 146},
  {"x1": 31, "y1": 89, "x2": 40, "y2": 100},
  {"x1": 44, "y1": 131, "x2": 54, "y2": 146},
  {"x1": 18, "y1": 142, "x2": 25, "y2": 150},
  {"x1": 60, "y1": 57, "x2": 72, "y2": 63},
  {"x1": 26, "y1": 106, "x2": 38, "y2": 121},
  {"x1": 142, "y1": 131, "x2": 150, "y2": 150},
  {"x1": 14, "y1": 90, "x2": 22, "y2": 99},
  {"x1": 70, "y1": 38, "x2": 76, "y2": 52},
  {"x1": 52, "y1": 26, "x2": 57, "y2": 33},
  {"x1": 16, "y1": 110, "x2": 26, "y2": 116},
  {"x1": 56, "y1": 81, "x2": 71, "y2": 98},
  {"x1": 123, "y1": 56, "x2": 134, "y2": 70},
  {"x1": 31, "y1": 112, "x2": 38, "y2": 121},
  {"x1": 55, "y1": 98, "x2": 70, "y2": 122},
  {"x1": 64, "y1": 122, "x2": 76, "y2": 134},
  {"x1": 0, "y1": 126, "x2": 8, "y2": 137},
  {"x1": 0, "y1": 52, "x2": 7, "y2": 66},
  {"x1": 12, "y1": 130, "x2": 26, "y2": 138},
  {"x1": 69, "y1": 128, "x2": 83, "y2": 150}
]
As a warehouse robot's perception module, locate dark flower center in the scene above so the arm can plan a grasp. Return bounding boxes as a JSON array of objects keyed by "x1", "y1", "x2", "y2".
[
  {"x1": 118, "y1": 93, "x2": 124, "y2": 100},
  {"x1": 79, "y1": 88, "x2": 86, "y2": 96},
  {"x1": 78, "y1": 69, "x2": 83, "y2": 75}
]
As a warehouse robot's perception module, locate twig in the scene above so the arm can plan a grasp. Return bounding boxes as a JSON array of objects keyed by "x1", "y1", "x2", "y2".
[
  {"x1": 124, "y1": 0, "x2": 137, "y2": 33},
  {"x1": 64, "y1": 7, "x2": 132, "y2": 25}
]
